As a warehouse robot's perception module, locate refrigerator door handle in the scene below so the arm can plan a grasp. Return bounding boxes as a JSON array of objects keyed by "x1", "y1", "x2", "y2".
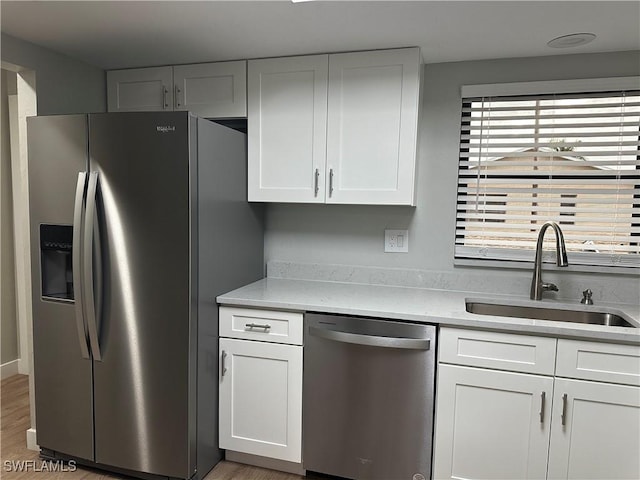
[
  {"x1": 73, "y1": 172, "x2": 90, "y2": 359},
  {"x1": 84, "y1": 171, "x2": 102, "y2": 361}
]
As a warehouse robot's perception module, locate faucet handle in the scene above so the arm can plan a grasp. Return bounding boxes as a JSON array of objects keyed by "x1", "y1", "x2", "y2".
[
  {"x1": 541, "y1": 282, "x2": 559, "y2": 292},
  {"x1": 581, "y1": 289, "x2": 594, "y2": 305}
]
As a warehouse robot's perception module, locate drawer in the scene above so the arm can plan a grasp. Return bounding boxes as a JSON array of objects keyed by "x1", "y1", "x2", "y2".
[
  {"x1": 556, "y1": 339, "x2": 640, "y2": 386},
  {"x1": 219, "y1": 307, "x2": 303, "y2": 345},
  {"x1": 439, "y1": 327, "x2": 557, "y2": 375}
]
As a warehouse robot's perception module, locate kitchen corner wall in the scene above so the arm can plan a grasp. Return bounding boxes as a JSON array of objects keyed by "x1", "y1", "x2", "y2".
[
  {"x1": 264, "y1": 50, "x2": 640, "y2": 304},
  {"x1": 1, "y1": 33, "x2": 105, "y2": 114},
  {"x1": 0, "y1": 34, "x2": 105, "y2": 372},
  {"x1": 1, "y1": 68, "x2": 19, "y2": 365}
]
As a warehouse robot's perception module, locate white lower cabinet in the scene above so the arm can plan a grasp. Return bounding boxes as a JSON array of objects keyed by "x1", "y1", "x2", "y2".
[
  {"x1": 547, "y1": 378, "x2": 640, "y2": 480},
  {"x1": 434, "y1": 327, "x2": 640, "y2": 480},
  {"x1": 434, "y1": 364, "x2": 553, "y2": 479},
  {"x1": 218, "y1": 308, "x2": 303, "y2": 464}
]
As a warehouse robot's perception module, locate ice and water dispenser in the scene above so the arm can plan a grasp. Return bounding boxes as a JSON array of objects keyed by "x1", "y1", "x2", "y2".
[{"x1": 40, "y1": 224, "x2": 74, "y2": 301}]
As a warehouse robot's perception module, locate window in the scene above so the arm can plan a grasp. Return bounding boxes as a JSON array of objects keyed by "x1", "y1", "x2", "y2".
[
  {"x1": 455, "y1": 78, "x2": 640, "y2": 269},
  {"x1": 559, "y1": 194, "x2": 577, "y2": 226}
]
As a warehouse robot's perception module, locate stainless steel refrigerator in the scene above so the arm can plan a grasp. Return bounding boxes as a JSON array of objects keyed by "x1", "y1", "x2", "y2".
[{"x1": 27, "y1": 112, "x2": 264, "y2": 480}]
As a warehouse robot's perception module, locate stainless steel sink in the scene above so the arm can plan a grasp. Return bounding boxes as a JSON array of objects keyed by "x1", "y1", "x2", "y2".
[{"x1": 466, "y1": 301, "x2": 636, "y2": 328}]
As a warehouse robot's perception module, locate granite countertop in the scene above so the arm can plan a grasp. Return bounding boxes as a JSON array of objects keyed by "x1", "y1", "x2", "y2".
[{"x1": 217, "y1": 277, "x2": 640, "y2": 345}]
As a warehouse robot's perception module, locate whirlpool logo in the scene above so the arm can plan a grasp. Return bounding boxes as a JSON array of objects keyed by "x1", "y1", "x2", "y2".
[{"x1": 156, "y1": 125, "x2": 176, "y2": 133}]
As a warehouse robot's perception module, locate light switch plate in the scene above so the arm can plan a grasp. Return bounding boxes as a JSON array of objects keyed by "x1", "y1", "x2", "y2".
[{"x1": 385, "y1": 229, "x2": 409, "y2": 253}]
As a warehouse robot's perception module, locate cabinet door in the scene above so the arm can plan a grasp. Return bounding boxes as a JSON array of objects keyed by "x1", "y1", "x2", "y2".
[
  {"x1": 326, "y1": 48, "x2": 420, "y2": 205},
  {"x1": 173, "y1": 61, "x2": 247, "y2": 118},
  {"x1": 107, "y1": 66, "x2": 173, "y2": 112},
  {"x1": 219, "y1": 338, "x2": 302, "y2": 463},
  {"x1": 433, "y1": 364, "x2": 553, "y2": 480},
  {"x1": 547, "y1": 378, "x2": 640, "y2": 479},
  {"x1": 247, "y1": 55, "x2": 328, "y2": 202}
]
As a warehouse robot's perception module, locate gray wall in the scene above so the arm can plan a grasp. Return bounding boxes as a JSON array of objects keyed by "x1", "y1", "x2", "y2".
[
  {"x1": 0, "y1": 34, "x2": 105, "y2": 365},
  {"x1": 264, "y1": 51, "x2": 640, "y2": 301},
  {"x1": 1, "y1": 68, "x2": 18, "y2": 364},
  {"x1": 1, "y1": 33, "x2": 105, "y2": 114}
]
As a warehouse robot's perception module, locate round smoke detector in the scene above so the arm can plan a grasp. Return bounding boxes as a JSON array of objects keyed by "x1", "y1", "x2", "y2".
[{"x1": 547, "y1": 33, "x2": 597, "y2": 48}]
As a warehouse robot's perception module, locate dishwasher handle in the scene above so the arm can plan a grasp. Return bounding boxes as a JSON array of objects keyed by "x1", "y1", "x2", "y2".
[{"x1": 309, "y1": 326, "x2": 431, "y2": 350}]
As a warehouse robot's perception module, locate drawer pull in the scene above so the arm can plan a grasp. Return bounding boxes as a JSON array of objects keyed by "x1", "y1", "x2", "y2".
[
  {"x1": 561, "y1": 393, "x2": 568, "y2": 426},
  {"x1": 539, "y1": 391, "x2": 546, "y2": 423},
  {"x1": 245, "y1": 323, "x2": 272, "y2": 331}
]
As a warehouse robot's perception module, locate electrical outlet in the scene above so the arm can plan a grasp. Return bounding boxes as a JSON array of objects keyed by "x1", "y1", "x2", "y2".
[{"x1": 385, "y1": 229, "x2": 409, "y2": 253}]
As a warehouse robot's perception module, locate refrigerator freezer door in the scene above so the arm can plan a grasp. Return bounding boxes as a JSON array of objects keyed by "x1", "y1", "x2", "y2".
[
  {"x1": 27, "y1": 115, "x2": 94, "y2": 461},
  {"x1": 88, "y1": 112, "x2": 196, "y2": 478}
]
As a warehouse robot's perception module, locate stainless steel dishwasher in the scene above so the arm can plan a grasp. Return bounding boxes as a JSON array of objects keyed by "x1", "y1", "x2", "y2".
[{"x1": 303, "y1": 313, "x2": 436, "y2": 480}]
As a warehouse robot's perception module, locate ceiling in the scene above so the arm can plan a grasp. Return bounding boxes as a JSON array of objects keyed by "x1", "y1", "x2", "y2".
[{"x1": 1, "y1": 1, "x2": 639, "y2": 70}]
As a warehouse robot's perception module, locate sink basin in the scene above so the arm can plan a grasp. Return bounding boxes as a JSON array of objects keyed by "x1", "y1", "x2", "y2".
[{"x1": 466, "y1": 301, "x2": 636, "y2": 328}]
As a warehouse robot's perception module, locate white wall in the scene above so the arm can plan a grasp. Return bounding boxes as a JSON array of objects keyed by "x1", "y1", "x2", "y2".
[
  {"x1": 264, "y1": 51, "x2": 640, "y2": 303},
  {"x1": 1, "y1": 68, "x2": 19, "y2": 365},
  {"x1": 1, "y1": 33, "x2": 105, "y2": 114}
]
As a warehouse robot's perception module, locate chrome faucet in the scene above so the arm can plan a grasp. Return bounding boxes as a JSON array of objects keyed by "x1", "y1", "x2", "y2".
[{"x1": 530, "y1": 221, "x2": 569, "y2": 300}]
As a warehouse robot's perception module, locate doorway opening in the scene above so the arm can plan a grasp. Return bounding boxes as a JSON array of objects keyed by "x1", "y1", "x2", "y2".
[{"x1": 1, "y1": 61, "x2": 37, "y2": 450}]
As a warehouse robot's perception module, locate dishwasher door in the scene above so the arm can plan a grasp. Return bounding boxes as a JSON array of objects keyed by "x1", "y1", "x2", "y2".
[{"x1": 303, "y1": 313, "x2": 436, "y2": 480}]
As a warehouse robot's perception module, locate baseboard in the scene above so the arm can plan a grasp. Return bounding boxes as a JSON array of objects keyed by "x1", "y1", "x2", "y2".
[
  {"x1": 225, "y1": 451, "x2": 305, "y2": 475},
  {"x1": 17, "y1": 357, "x2": 29, "y2": 375},
  {"x1": 26, "y1": 428, "x2": 38, "y2": 451},
  {"x1": 1, "y1": 359, "x2": 20, "y2": 380}
]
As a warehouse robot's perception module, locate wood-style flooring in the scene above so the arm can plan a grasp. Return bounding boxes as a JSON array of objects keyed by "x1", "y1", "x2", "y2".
[{"x1": 1, "y1": 375, "x2": 304, "y2": 480}]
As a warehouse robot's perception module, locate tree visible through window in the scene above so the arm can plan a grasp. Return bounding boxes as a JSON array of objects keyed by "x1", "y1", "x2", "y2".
[{"x1": 456, "y1": 85, "x2": 640, "y2": 269}]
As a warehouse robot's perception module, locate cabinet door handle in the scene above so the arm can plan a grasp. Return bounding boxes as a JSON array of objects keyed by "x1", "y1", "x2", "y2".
[
  {"x1": 314, "y1": 168, "x2": 319, "y2": 196},
  {"x1": 329, "y1": 168, "x2": 334, "y2": 197},
  {"x1": 245, "y1": 323, "x2": 271, "y2": 331},
  {"x1": 221, "y1": 350, "x2": 227, "y2": 378},
  {"x1": 163, "y1": 86, "x2": 169, "y2": 109},
  {"x1": 539, "y1": 391, "x2": 546, "y2": 423},
  {"x1": 175, "y1": 84, "x2": 181, "y2": 108},
  {"x1": 561, "y1": 393, "x2": 568, "y2": 426}
]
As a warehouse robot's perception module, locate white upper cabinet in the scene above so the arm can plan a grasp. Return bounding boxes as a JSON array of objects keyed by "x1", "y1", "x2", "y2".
[
  {"x1": 107, "y1": 66, "x2": 173, "y2": 112},
  {"x1": 173, "y1": 61, "x2": 246, "y2": 118},
  {"x1": 107, "y1": 61, "x2": 247, "y2": 118},
  {"x1": 247, "y1": 55, "x2": 328, "y2": 203},
  {"x1": 326, "y1": 48, "x2": 421, "y2": 205},
  {"x1": 247, "y1": 47, "x2": 421, "y2": 205}
]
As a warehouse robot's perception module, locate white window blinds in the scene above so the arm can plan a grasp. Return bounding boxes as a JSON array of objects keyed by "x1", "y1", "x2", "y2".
[{"x1": 456, "y1": 81, "x2": 640, "y2": 269}]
